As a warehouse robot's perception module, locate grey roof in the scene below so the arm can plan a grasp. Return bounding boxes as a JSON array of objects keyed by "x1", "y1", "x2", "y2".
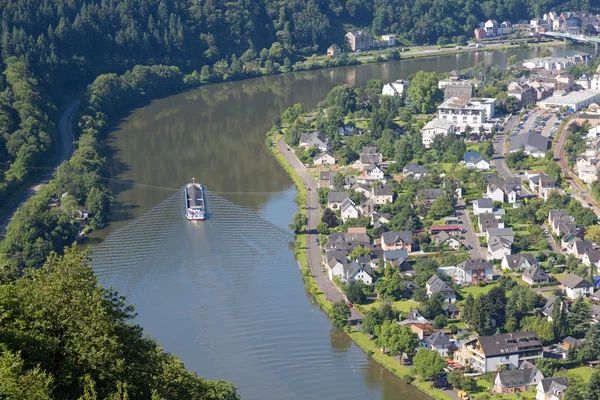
[
  {"x1": 458, "y1": 259, "x2": 493, "y2": 271},
  {"x1": 341, "y1": 198, "x2": 359, "y2": 213},
  {"x1": 326, "y1": 232, "x2": 371, "y2": 252},
  {"x1": 562, "y1": 336, "x2": 582, "y2": 346},
  {"x1": 541, "y1": 294, "x2": 561, "y2": 317},
  {"x1": 361, "y1": 154, "x2": 382, "y2": 164},
  {"x1": 523, "y1": 264, "x2": 548, "y2": 281},
  {"x1": 319, "y1": 171, "x2": 336, "y2": 181},
  {"x1": 574, "y1": 239, "x2": 595, "y2": 255},
  {"x1": 403, "y1": 164, "x2": 429, "y2": 174},
  {"x1": 539, "y1": 378, "x2": 569, "y2": 395},
  {"x1": 560, "y1": 273, "x2": 593, "y2": 289},
  {"x1": 373, "y1": 184, "x2": 393, "y2": 197},
  {"x1": 328, "y1": 191, "x2": 350, "y2": 203},
  {"x1": 489, "y1": 236, "x2": 512, "y2": 252},
  {"x1": 434, "y1": 231, "x2": 459, "y2": 244},
  {"x1": 549, "y1": 209, "x2": 569, "y2": 221},
  {"x1": 479, "y1": 213, "x2": 499, "y2": 231},
  {"x1": 300, "y1": 131, "x2": 328, "y2": 145},
  {"x1": 586, "y1": 249, "x2": 600, "y2": 264},
  {"x1": 342, "y1": 260, "x2": 373, "y2": 281},
  {"x1": 382, "y1": 231, "x2": 412, "y2": 246},
  {"x1": 384, "y1": 249, "x2": 409, "y2": 261},
  {"x1": 362, "y1": 145, "x2": 379, "y2": 155},
  {"x1": 417, "y1": 188, "x2": 441, "y2": 200},
  {"x1": 444, "y1": 84, "x2": 473, "y2": 100},
  {"x1": 504, "y1": 254, "x2": 537, "y2": 269},
  {"x1": 424, "y1": 332, "x2": 451, "y2": 347},
  {"x1": 530, "y1": 174, "x2": 555, "y2": 188},
  {"x1": 496, "y1": 368, "x2": 536, "y2": 386},
  {"x1": 474, "y1": 198, "x2": 493, "y2": 208},
  {"x1": 426, "y1": 274, "x2": 456, "y2": 296},
  {"x1": 487, "y1": 228, "x2": 514, "y2": 237},
  {"x1": 477, "y1": 331, "x2": 542, "y2": 357},
  {"x1": 444, "y1": 303, "x2": 460, "y2": 312},
  {"x1": 509, "y1": 132, "x2": 549, "y2": 153}
]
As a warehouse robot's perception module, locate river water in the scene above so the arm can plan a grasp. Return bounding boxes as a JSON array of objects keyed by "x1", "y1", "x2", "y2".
[{"x1": 88, "y1": 45, "x2": 591, "y2": 399}]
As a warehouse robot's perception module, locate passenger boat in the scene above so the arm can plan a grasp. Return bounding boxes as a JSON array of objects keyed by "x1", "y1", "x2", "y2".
[{"x1": 185, "y1": 178, "x2": 206, "y2": 220}]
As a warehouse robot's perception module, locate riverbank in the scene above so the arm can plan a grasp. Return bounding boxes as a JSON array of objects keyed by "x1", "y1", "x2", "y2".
[{"x1": 265, "y1": 129, "x2": 454, "y2": 400}]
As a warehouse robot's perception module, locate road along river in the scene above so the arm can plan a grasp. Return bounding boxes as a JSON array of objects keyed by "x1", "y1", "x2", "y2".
[{"x1": 87, "y1": 45, "x2": 592, "y2": 399}]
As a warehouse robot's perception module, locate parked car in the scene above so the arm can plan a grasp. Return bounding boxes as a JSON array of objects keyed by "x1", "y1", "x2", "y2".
[
  {"x1": 346, "y1": 302, "x2": 353, "y2": 308},
  {"x1": 467, "y1": 245, "x2": 473, "y2": 250}
]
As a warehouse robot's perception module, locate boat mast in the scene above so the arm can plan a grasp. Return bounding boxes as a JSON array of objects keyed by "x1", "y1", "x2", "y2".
[{"x1": 191, "y1": 177, "x2": 196, "y2": 184}]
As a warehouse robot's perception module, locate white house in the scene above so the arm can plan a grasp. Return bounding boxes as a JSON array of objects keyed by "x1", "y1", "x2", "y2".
[
  {"x1": 582, "y1": 249, "x2": 600, "y2": 270},
  {"x1": 364, "y1": 164, "x2": 385, "y2": 180},
  {"x1": 487, "y1": 183, "x2": 505, "y2": 202},
  {"x1": 422, "y1": 119, "x2": 456, "y2": 148},
  {"x1": 327, "y1": 256, "x2": 373, "y2": 285},
  {"x1": 426, "y1": 275, "x2": 457, "y2": 303},
  {"x1": 382, "y1": 80, "x2": 409, "y2": 96},
  {"x1": 501, "y1": 254, "x2": 537, "y2": 271},
  {"x1": 536, "y1": 378, "x2": 569, "y2": 400},
  {"x1": 509, "y1": 132, "x2": 549, "y2": 158},
  {"x1": 341, "y1": 198, "x2": 362, "y2": 222},
  {"x1": 372, "y1": 183, "x2": 393, "y2": 205},
  {"x1": 327, "y1": 191, "x2": 349, "y2": 209},
  {"x1": 473, "y1": 198, "x2": 493, "y2": 215},
  {"x1": 421, "y1": 332, "x2": 454, "y2": 357},
  {"x1": 464, "y1": 152, "x2": 491, "y2": 170},
  {"x1": 299, "y1": 131, "x2": 329, "y2": 151},
  {"x1": 488, "y1": 236, "x2": 512, "y2": 261},
  {"x1": 402, "y1": 164, "x2": 428, "y2": 179},
  {"x1": 313, "y1": 152, "x2": 336, "y2": 165},
  {"x1": 560, "y1": 273, "x2": 594, "y2": 299},
  {"x1": 438, "y1": 97, "x2": 496, "y2": 132},
  {"x1": 434, "y1": 231, "x2": 461, "y2": 250}
]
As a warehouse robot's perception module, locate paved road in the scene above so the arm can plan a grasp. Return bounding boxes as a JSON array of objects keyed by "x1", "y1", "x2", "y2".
[
  {"x1": 277, "y1": 137, "x2": 361, "y2": 321},
  {"x1": 456, "y1": 200, "x2": 485, "y2": 259},
  {"x1": 0, "y1": 100, "x2": 80, "y2": 235},
  {"x1": 554, "y1": 115, "x2": 600, "y2": 215},
  {"x1": 492, "y1": 118, "x2": 515, "y2": 180}
]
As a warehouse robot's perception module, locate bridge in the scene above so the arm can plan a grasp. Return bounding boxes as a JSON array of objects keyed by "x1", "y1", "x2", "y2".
[{"x1": 540, "y1": 31, "x2": 600, "y2": 54}]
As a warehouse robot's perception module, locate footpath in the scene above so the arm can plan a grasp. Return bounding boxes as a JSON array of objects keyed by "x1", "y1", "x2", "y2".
[{"x1": 277, "y1": 137, "x2": 361, "y2": 321}]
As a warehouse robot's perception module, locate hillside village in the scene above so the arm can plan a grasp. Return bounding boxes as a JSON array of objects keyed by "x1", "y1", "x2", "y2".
[{"x1": 274, "y1": 45, "x2": 600, "y2": 400}]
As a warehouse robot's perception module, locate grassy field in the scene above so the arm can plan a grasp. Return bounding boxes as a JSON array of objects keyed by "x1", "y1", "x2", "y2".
[
  {"x1": 472, "y1": 376, "x2": 536, "y2": 400},
  {"x1": 358, "y1": 299, "x2": 419, "y2": 315},
  {"x1": 458, "y1": 283, "x2": 499, "y2": 300},
  {"x1": 566, "y1": 366, "x2": 595, "y2": 382}
]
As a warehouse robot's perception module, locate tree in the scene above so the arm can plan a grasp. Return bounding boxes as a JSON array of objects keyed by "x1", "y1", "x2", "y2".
[
  {"x1": 330, "y1": 300, "x2": 351, "y2": 330},
  {"x1": 376, "y1": 274, "x2": 405, "y2": 301},
  {"x1": 585, "y1": 225, "x2": 600, "y2": 244},
  {"x1": 0, "y1": 351, "x2": 53, "y2": 399},
  {"x1": 420, "y1": 292, "x2": 444, "y2": 320},
  {"x1": 540, "y1": 48, "x2": 552, "y2": 57},
  {"x1": 552, "y1": 298, "x2": 567, "y2": 340},
  {"x1": 375, "y1": 321, "x2": 419, "y2": 356},
  {"x1": 346, "y1": 282, "x2": 367, "y2": 304},
  {"x1": 484, "y1": 140, "x2": 494, "y2": 158},
  {"x1": 587, "y1": 369, "x2": 600, "y2": 400},
  {"x1": 433, "y1": 314, "x2": 448, "y2": 329},
  {"x1": 86, "y1": 186, "x2": 111, "y2": 224},
  {"x1": 289, "y1": 212, "x2": 308, "y2": 233},
  {"x1": 321, "y1": 208, "x2": 339, "y2": 227},
  {"x1": 568, "y1": 297, "x2": 592, "y2": 337},
  {"x1": 580, "y1": 324, "x2": 600, "y2": 362},
  {"x1": 507, "y1": 55, "x2": 519, "y2": 66},
  {"x1": 447, "y1": 371, "x2": 476, "y2": 391},
  {"x1": 428, "y1": 196, "x2": 455, "y2": 219},
  {"x1": 362, "y1": 308, "x2": 383, "y2": 335},
  {"x1": 317, "y1": 221, "x2": 330, "y2": 234},
  {"x1": 413, "y1": 349, "x2": 446, "y2": 380},
  {"x1": 406, "y1": 71, "x2": 443, "y2": 114},
  {"x1": 332, "y1": 173, "x2": 345, "y2": 191}
]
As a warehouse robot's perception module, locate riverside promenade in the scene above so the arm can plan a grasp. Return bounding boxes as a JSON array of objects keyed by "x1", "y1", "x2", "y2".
[{"x1": 277, "y1": 137, "x2": 362, "y2": 321}]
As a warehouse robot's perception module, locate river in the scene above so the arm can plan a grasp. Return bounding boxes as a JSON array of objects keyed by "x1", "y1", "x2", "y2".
[{"x1": 88, "y1": 45, "x2": 592, "y2": 399}]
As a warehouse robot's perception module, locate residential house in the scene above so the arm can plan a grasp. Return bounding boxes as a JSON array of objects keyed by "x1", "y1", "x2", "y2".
[
  {"x1": 416, "y1": 188, "x2": 441, "y2": 208},
  {"x1": 591, "y1": 289, "x2": 600, "y2": 302},
  {"x1": 488, "y1": 235, "x2": 512, "y2": 260},
  {"x1": 318, "y1": 171, "x2": 337, "y2": 188},
  {"x1": 384, "y1": 249, "x2": 408, "y2": 269},
  {"x1": 582, "y1": 249, "x2": 600, "y2": 270},
  {"x1": 576, "y1": 154, "x2": 598, "y2": 184},
  {"x1": 327, "y1": 191, "x2": 349, "y2": 209},
  {"x1": 464, "y1": 151, "x2": 491, "y2": 170},
  {"x1": 372, "y1": 212, "x2": 392, "y2": 228},
  {"x1": 501, "y1": 254, "x2": 537, "y2": 271},
  {"x1": 363, "y1": 164, "x2": 385, "y2": 180},
  {"x1": 536, "y1": 378, "x2": 569, "y2": 400},
  {"x1": 421, "y1": 332, "x2": 455, "y2": 357},
  {"x1": 422, "y1": 119, "x2": 456, "y2": 148},
  {"x1": 473, "y1": 198, "x2": 494, "y2": 215},
  {"x1": 541, "y1": 295, "x2": 562, "y2": 321},
  {"x1": 345, "y1": 31, "x2": 372, "y2": 51},
  {"x1": 434, "y1": 231, "x2": 461, "y2": 250},
  {"x1": 508, "y1": 82, "x2": 537, "y2": 106},
  {"x1": 382, "y1": 80, "x2": 409, "y2": 96},
  {"x1": 509, "y1": 132, "x2": 549, "y2": 158},
  {"x1": 327, "y1": 256, "x2": 373, "y2": 284},
  {"x1": 299, "y1": 131, "x2": 329, "y2": 151},
  {"x1": 568, "y1": 239, "x2": 594, "y2": 259},
  {"x1": 487, "y1": 228, "x2": 515, "y2": 243},
  {"x1": 373, "y1": 183, "x2": 394, "y2": 205},
  {"x1": 381, "y1": 231, "x2": 413, "y2": 252},
  {"x1": 402, "y1": 164, "x2": 428, "y2": 179},
  {"x1": 487, "y1": 179, "x2": 521, "y2": 203},
  {"x1": 454, "y1": 332, "x2": 543, "y2": 373},
  {"x1": 561, "y1": 337, "x2": 585, "y2": 350},
  {"x1": 352, "y1": 183, "x2": 372, "y2": 199},
  {"x1": 523, "y1": 265, "x2": 550, "y2": 286},
  {"x1": 326, "y1": 231, "x2": 371, "y2": 252},
  {"x1": 528, "y1": 174, "x2": 557, "y2": 200},
  {"x1": 338, "y1": 121, "x2": 364, "y2": 136},
  {"x1": 577, "y1": 74, "x2": 591, "y2": 89},
  {"x1": 494, "y1": 363, "x2": 544, "y2": 394},
  {"x1": 429, "y1": 225, "x2": 460, "y2": 235},
  {"x1": 474, "y1": 27, "x2": 487, "y2": 40},
  {"x1": 426, "y1": 275, "x2": 457, "y2": 303},
  {"x1": 360, "y1": 145, "x2": 383, "y2": 166},
  {"x1": 456, "y1": 259, "x2": 494, "y2": 283},
  {"x1": 327, "y1": 44, "x2": 341, "y2": 57},
  {"x1": 560, "y1": 273, "x2": 594, "y2": 299},
  {"x1": 549, "y1": 209, "x2": 576, "y2": 236},
  {"x1": 341, "y1": 198, "x2": 362, "y2": 222},
  {"x1": 410, "y1": 323, "x2": 435, "y2": 340},
  {"x1": 444, "y1": 303, "x2": 461, "y2": 319},
  {"x1": 479, "y1": 213, "x2": 504, "y2": 234},
  {"x1": 313, "y1": 152, "x2": 336, "y2": 165}
]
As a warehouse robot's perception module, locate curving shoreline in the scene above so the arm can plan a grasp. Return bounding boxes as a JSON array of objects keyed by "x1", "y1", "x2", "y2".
[{"x1": 265, "y1": 129, "x2": 454, "y2": 400}]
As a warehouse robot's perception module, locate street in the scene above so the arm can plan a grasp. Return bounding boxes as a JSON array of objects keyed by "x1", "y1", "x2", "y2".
[
  {"x1": 0, "y1": 99, "x2": 80, "y2": 236},
  {"x1": 456, "y1": 200, "x2": 485, "y2": 259},
  {"x1": 277, "y1": 137, "x2": 361, "y2": 321}
]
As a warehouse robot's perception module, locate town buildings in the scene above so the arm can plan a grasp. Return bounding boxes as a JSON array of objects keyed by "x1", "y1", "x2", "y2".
[
  {"x1": 437, "y1": 97, "x2": 497, "y2": 132},
  {"x1": 382, "y1": 80, "x2": 409, "y2": 96},
  {"x1": 422, "y1": 119, "x2": 456, "y2": 148}
]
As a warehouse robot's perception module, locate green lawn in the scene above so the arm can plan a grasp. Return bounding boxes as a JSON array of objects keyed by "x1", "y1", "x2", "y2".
[
  {"x1": 566, "y1": 366, "x2": 595, "y2": 382},
  {"x1": 358, "y1": 299, "x2": 419, "y2": 315},
  {"x1": 472, "y1": 376, "x2": 535, "y2": 400},
  {"x1": 458, "y1": 283, "x2": 499, "y2": 300}
]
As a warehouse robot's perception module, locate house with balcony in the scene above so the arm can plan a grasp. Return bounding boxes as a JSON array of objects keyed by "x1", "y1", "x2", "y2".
[
  {"x1": 381, "y1": 231, "x2": 413, "y2": 252},
  {"x1": 454, "y1": 332, "x2": 543, "y2": 373}
]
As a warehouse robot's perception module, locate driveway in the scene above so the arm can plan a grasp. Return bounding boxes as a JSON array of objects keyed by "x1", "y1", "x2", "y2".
[
  {"x1": 0, "y1": 99, "x2": 80, "y2": 236},
  {"x1": 277, "y1": 137, "x2": 361, "y2": 321},
  {"x1": 456, "y1": 200, "x2": 485, "y2": 259}
]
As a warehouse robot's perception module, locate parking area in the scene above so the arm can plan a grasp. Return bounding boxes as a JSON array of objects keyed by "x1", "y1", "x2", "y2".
[{"x1": 511, "y1": 109, "x2": 563, "y2": 142}]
